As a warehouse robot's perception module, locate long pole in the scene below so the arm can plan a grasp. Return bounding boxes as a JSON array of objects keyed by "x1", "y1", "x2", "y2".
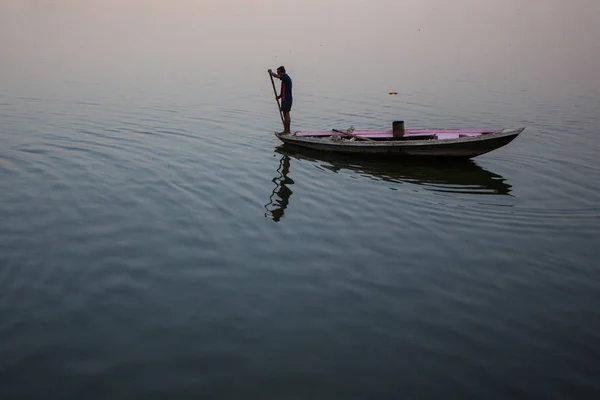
[{"x1": 269, "y1": 72, "x2": 285, "y2": 126}]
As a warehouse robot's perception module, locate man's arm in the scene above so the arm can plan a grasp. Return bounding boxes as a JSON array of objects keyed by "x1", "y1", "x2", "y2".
[{"x1": 268, "y1": 69, "x2": 282, "y2": 99}]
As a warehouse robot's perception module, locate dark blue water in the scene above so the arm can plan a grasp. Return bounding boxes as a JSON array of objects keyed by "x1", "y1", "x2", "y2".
[{"x1": 2, "y1": 1, "x2": 600, "y2": 398}]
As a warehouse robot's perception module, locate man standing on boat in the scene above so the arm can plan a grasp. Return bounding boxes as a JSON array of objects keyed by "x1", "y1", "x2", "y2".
[{"x1": 268, "y1": 66, "x2": 292, "y2": 134}]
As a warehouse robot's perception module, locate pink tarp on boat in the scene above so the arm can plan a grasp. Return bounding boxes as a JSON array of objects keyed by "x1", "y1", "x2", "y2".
[{"x1": 294, "y1": 129, "x2": 502, "y2": 140}]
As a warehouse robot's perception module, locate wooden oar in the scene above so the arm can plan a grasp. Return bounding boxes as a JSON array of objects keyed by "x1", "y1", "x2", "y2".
[
  {"x1": 332, "y1": 129, "x2": 374, "y2": 141},
  {"x1": 269, "y1": 72, "x2": 285, "y2": 126}
]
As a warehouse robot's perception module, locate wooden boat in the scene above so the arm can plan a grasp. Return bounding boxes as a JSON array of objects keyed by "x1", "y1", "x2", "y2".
[{"x1": 275, "y1": 124, "x2": 525, "y2": 159}]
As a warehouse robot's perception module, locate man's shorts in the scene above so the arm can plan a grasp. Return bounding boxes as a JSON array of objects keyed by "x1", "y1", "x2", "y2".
[{"x1": 281, "y1": 100, "x2": 292, "y2": 113}]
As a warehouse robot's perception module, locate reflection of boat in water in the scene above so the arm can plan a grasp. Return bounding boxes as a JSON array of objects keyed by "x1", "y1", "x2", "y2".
[
  {"x1": 265, "y1": 145, "x2": 512, "y2": 221},
  {"x1": 274, "y1": 145, "x2": 512, "y2": 196}
]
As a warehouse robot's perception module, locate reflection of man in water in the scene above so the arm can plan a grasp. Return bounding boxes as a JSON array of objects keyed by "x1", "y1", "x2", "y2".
[{"x1": 265, "y1": 155, "x2": 293, "y2": 222}]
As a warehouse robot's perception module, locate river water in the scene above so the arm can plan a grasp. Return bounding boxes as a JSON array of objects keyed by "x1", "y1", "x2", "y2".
[{"x1": 1, "y1": 0, "x2": 600, "y2": 398}]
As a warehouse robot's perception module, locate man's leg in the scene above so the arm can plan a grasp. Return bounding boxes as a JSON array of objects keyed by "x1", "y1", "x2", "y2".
[{"x1": 283, "y1": 112, "x2": 291, "y2": 134}]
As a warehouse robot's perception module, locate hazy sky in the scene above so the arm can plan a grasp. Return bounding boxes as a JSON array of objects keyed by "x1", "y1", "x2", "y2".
[{"x1": 1, "y1": 0, "x2": 599, "y2": 96}]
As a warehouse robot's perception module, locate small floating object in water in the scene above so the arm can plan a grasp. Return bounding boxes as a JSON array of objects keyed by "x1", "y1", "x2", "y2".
[{"x1": 389, "y1": 91, "x2": 398, "y2": 95}]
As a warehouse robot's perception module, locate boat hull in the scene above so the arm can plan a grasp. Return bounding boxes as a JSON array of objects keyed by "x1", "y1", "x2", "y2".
[{"x1": 275, "y1": 128, "x2": 524, "y2": 159}]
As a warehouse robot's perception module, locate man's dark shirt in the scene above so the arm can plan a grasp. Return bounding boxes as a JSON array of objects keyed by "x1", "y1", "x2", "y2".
[{"x1": 280, "y1": 74, "x2": 292, "y2": 104}]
